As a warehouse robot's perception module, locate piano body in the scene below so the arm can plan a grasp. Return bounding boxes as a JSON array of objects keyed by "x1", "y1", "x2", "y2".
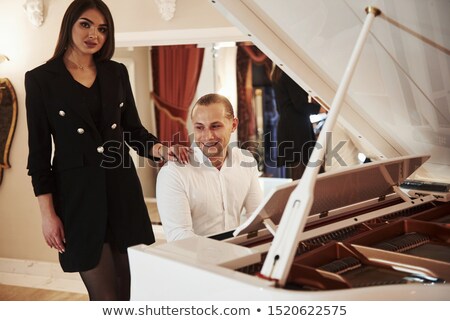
[{"x1": 129, "y1": 0, "x2": 450, "y2": 300}]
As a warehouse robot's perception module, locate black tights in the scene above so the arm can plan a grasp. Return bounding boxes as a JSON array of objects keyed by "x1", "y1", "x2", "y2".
[{"x1": 79, "y1": 243, "x2": 131, "y2": 301}]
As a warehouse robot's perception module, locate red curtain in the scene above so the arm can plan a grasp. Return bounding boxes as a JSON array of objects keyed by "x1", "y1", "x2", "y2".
[
  {"x1": 151, "y1": 45, "x2": 204, "y2": 146},
  {"x1": 236, "y1": 43, "x2": 272, "y2": 145}
]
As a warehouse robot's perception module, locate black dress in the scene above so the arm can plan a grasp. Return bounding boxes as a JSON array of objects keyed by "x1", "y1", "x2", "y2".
[
  {"x1": 77, "y1": 79, "x2": 117, "y2": 245},
  {"x1": 25, "y1": 59, "x2": 157, "y2": 272}
]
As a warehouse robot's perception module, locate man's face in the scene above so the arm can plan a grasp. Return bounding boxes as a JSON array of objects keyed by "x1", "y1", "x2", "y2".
[{"x1": 192, "y1": 103, "x2": 238, "y2": 159}]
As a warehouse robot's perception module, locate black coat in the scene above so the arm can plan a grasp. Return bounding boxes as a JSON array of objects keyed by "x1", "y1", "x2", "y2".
[
  {"x1": 25, "y1": 58, "x2": 156, "y2": 272},
  {"x1": 273, "y1": 71, "x2": 320, "y2": 167}
]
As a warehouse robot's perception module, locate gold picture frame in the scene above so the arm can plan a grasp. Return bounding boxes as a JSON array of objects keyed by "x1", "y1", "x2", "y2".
[{"x1": 0, "y1": 78, "x2": 18, "y2": 185}]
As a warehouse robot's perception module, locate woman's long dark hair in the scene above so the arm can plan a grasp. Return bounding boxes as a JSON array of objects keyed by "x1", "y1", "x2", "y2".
[{"x1": 50, "y1": 0, "x2": 115, "y2": 62}]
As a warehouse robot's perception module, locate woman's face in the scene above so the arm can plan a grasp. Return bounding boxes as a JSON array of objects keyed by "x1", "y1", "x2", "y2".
[{"x1": 70, "y1": 8, "x2": 108, "y2": 55}]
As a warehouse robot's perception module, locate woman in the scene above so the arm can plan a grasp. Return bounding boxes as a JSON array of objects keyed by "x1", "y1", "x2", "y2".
[{"x1": 25, "y1": 0, "x2": 188, "y2": 300}]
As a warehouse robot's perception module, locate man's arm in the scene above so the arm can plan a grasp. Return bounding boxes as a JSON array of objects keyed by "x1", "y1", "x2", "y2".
[
  {"x1": 243, "y1": 165, "x2": 263, "y2": 220},
  {"x1": 156, "y1": 165, "x2": 197, "y2": 241}
]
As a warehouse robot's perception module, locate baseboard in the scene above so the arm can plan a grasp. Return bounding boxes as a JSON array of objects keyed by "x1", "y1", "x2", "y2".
[{"x1": 0, "y1": 257, "x2": 87, "y2": 294}]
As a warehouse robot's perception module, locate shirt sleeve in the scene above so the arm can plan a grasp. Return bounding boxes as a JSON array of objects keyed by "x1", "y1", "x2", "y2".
[
  {"x1": 243, "y1": 161, "x2": 263, "y2": 219},
  {"x1": 156, "y1": 164, "x2": 197, "y2": 241}
]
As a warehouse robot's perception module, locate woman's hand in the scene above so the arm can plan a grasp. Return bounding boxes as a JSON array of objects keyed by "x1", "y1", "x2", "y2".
[
  {"x1": 42, "y1": 213, "x2": 66, "y2": 253},
  {"x1": 37, "y1": 194, "x2": 65, "y2": 253},
  {"x1": 154, "y1": 143, "x2": 192, "y2": 164},
  {"x1": 167, "y1": 144, "x2": 191, "y2": 164}
]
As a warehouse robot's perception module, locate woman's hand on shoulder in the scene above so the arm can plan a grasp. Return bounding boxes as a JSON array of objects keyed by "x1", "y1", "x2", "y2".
[
  {"x1": 167, "y1": 144, "x2": 191, "y2": 164},
  {"x1": 155, "y1": 143, "x2": 191, "y2": 164}
]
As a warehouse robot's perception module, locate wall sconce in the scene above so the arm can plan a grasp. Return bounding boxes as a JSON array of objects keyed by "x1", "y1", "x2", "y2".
[
  {"x1": 0, "y1": 55, "x2": 9, "y2": 64},
  {"x1": 23, "y1": 0, "x2": 45, "y2": 27},
  {"x1": 154, "y1": 0, "x2": 176, "y2": 21}
]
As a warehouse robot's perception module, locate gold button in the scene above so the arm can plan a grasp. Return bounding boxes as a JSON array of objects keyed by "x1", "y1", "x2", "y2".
[
  {"x1": 59, "y1": 110, "x2": 66, "y2": 117},
  {"x1": 77, "y1": 128, "x2": 85, "y2": 134},
  {"x1": 111, "y1": 123, "x2": 117, "y2": 129},
  {"x1": 97, "y1": 146, "x2": 104, "y2": 153}
]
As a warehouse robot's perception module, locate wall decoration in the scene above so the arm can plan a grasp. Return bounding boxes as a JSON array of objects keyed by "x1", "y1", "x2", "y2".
[
  {"x1": 154, "y1": 0, "x2": 176, "y2": 21},
  {"x1": 0, "y1": 55, "x2": 9, "y2": 64},
  {"x1": 23, "y1": 0, "x2": 45, "y2": 27},
  {"x1": 0, "y1": 78, "x2": 18, "y2": 185}
]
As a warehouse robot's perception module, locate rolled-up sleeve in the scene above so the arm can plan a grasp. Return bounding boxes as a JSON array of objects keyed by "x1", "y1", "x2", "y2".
[
  {"x1": 25, "y1": 71, "x2": 54, "y2": 196},
  {"x1": 243, "y1": 164, "x2": 263, "y2": 219}
]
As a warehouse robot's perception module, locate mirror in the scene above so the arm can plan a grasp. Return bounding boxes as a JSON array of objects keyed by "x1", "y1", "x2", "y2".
[{"x1": 0, "y1": 78, "x2": 18, "y2": 185}]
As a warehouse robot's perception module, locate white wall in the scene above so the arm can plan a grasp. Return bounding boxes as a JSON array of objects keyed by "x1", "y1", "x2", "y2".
[{"x1": 0, "y1": 0, "x2": 241, "y2": 265}]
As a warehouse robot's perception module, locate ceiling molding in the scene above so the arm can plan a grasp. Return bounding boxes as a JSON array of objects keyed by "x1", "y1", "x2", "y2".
[{"x1": 115, "y1": 27, "x2": 247, "y2": 47}]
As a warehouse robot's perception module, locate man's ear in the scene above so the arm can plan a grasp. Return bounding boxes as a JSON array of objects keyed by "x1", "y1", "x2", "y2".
[{"x1": 232, "y1": 118, "x2": 239, "y2": 132}]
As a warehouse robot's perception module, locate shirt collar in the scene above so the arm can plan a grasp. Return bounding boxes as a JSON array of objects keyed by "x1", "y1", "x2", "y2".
[{"x1": 191, "y1": 143, "x2": 234, "y2": 168}]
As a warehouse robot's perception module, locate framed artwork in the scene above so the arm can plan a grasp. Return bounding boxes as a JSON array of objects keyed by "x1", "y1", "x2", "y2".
[{"x1": 0, "y1": 78, "x2": 18, "y2": 184}]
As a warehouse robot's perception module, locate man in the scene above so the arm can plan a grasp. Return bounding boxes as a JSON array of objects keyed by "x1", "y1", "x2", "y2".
[{"x1": 156, "y1": 93, "x2": 263, "y2": 241}]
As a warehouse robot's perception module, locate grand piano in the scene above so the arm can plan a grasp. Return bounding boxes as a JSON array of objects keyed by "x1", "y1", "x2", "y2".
[{"x1": 128, "y1": 0, "x2": 450, "y2": 300}]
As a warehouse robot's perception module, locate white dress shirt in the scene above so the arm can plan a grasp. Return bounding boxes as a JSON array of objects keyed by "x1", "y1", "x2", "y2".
[{"x1": 156, "y1": 145, "x2": 263, "y2": 241}]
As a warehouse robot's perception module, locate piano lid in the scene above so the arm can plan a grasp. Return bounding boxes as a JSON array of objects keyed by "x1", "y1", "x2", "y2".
[
  {"x1": 212, "y1": 0, "x2": 450, "y2": 183},
  {"x1": 235, "y1": 154, "x2": 429, "y2": 236}
]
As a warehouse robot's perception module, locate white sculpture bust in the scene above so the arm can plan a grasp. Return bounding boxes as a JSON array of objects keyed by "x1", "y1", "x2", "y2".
[{"x1": 23, "y1": 0, "x2": 44, "y2": 27}]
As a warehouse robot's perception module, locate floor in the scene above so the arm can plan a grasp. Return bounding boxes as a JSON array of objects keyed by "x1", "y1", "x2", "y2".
[{"x1": 0, "y1": 284, "x2": 88, "y2": 301}]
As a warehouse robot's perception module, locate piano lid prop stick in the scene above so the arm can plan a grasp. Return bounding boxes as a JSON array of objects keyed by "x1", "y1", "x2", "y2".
[{"x1": 260, "y1": 6, "x2": 382, "y2": 286}]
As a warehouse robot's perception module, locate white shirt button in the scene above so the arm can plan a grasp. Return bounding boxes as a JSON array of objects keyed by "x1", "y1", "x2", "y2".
[
  {"x1": 77, "y1": 128, "x2": 85, "y2": 134},
  {"x1": 59, "y1": 110, "x2": 66, "y2": 117},
  {"x1": 97, "y1": 146, "x2": 104, "y2": 153},
  {"x1": 119, "y1": 102, "x2": 124, "y2": 107},
  {"x1": 111, "y1": 123, "x2": 117, "y2": 129}
]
